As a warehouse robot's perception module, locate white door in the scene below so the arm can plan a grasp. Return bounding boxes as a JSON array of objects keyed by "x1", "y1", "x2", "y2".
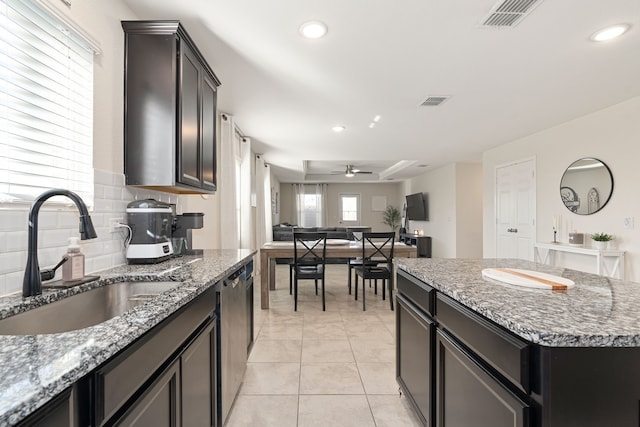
[
  {"x1": 339, "y1": 193, "x2": 360, "y2": 226},
  {"x1": 496, "y1": 159, "x2": 536, "y2": 260}
]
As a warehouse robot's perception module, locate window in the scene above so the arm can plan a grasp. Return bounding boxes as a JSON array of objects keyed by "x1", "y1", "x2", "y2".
[
  {"x1": 0, "y1": 0, "x2": 94, "y2": 205},
  {"x1": 298, "y1": 193, "x2": 322, "y2": 227},
  {"x1": 340, "y1": 194, "x2": 360, "y2": 224}
]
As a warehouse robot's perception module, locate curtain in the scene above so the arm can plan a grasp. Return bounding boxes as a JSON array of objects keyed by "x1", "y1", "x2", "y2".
[
  {"x1": 293, "y1": 183, "x2": 305, "y2": 226},
  {"x1": 240, "y1": 137, "x2": 253, "y2": 249},
  {"x1": 219, "y1": 113, "x2": 240, "y2": 249},
  {"x1": 255, "y1": 155, "x2": 273, "y2": 253},
  {"x1": 317, "y1": 184, "x2": 328, "y2": 226}
]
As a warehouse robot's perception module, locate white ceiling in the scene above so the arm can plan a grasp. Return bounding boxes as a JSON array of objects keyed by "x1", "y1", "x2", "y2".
[{"x1": 122, "y1": 0, "x2": 640, "y2": 183}]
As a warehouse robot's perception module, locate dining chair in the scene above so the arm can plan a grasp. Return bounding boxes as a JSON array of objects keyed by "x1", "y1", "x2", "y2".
[
  {"x1": 353, "y1": 232, "x2": 395, "y2": 311},
  {"x1": 347, "y1": 232, "x2": 379, "y2": 295},
  {"x1": 293, "y1": 232, "x2": 328, "y2": 311}
]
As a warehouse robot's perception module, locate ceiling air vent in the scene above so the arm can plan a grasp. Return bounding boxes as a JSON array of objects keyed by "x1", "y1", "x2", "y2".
[
  {"x1": 481, "y1": 0, "x2": 543, "y2": 28},
  {"x1": 420, "y1": 96, "x2": 449, "y2": 107}
]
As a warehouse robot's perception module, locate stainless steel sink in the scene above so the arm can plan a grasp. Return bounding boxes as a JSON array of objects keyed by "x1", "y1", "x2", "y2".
[{"x1": 0, "y1": 281, "x2": 182, "y2": 335}]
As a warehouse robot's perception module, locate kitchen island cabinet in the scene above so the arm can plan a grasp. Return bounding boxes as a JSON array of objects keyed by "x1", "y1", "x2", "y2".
[
  {"x1": 396, "y1": 258, "x2": 640, "y2": 427},
  {"x1": 0, "y1": 250, "x2": 254, "y2": 426}
]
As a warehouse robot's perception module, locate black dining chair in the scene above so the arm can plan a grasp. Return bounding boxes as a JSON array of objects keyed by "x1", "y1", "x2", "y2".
[
  {"x1": 353, "y1": 232, "x2": 395, "y2": 311},
  {"x1": 293, "y1": 232, "x2": 328, "y2": 311},
  {"x1": 347, "y1": 232, "x2": 380, "y2": 295}
]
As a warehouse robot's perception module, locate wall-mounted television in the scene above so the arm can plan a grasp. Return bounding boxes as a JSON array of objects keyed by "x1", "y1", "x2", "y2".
[{"x1": 405, "y1": 192, "x2": 428, "y2": 221}]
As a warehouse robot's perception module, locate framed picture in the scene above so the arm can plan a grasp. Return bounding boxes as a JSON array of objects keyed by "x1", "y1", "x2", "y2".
[{"x1": 372, "y1": 195, "x2": 387, "y2": 212}]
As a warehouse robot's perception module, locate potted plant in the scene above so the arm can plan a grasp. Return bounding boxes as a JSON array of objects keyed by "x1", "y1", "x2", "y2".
[
  {"x1": 382, "y1": 205, "x2": 401, "y2": 238},
  {"x1": 591, "y1": 232, "x2": 614, "y2": 250}
]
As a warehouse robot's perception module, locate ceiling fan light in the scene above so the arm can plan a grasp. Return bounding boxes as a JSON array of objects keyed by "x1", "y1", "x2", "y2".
[{"x1": 345, "y1": 165, "x2": 355, "y2": 177}]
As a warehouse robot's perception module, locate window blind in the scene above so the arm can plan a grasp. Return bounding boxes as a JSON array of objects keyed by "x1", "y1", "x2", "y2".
[{"x1": 0, "y1": 0, "x2": 94, "y2": 205}]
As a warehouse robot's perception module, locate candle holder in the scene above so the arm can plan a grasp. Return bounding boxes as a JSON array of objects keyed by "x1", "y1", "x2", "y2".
[{"x1": 553, "y1": 228, "x2": 557, "y2": 243}]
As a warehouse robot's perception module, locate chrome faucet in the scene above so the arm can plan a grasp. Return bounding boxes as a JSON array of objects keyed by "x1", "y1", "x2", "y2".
[{"x1": 23, "y1": 189, "x2": 98, "y2": 297}]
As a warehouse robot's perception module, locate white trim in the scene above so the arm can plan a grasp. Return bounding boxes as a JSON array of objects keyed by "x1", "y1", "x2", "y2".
[{"x1": 34, "y1": 0, "x2": 103, "y2": 55}]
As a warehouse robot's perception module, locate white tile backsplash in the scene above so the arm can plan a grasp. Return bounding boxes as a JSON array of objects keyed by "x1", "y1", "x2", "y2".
[{"x1": 0, "y1": 169, "x2": 178, "y2": 296}]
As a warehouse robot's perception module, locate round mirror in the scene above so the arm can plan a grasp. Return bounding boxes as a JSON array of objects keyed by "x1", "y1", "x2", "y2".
[{"x1": 560, "y1": 158, "x2": 613, "y2": 215}]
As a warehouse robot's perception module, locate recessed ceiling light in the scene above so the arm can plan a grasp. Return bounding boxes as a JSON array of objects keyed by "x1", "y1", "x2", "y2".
[
  {"x1": 590, "y1": 24, "x2": 630, "y2": 42},
  {"x1": 368, "y1": 123, "x2": 375, "y2": 129},
  {"x1": 332, "y1": 125, "x2": 346, "y2": 133},
  {"x1": 299, "y1": 21, "x2": 328, "y2": 39},
  {"x1": 373, "y1": 115, "x2": 381, "y2": 122}
]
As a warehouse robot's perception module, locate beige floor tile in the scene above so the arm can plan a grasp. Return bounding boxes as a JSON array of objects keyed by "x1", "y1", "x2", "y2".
[
  {"x1": 298, "y1": 395, "x2": 375, "y2": 427},
  {"x1": 304, "y1": 311, "x2": 344, "y2": 323},
  {"x1": 301, "y1": 339, "x2": 354, "y2": 363},
  {"x1": 225, "y1": 395, "x2": 298, "y2": 427},
  {"x1": 258, "y1": 323, "x2": 304, "y2": 340},
  {"x1": 240, "y1": 362, "x2": 300, "y2": 395},
  {"x1": 350, "y1": 338, "x2": 396, "y2": 363},
  {"x1": 344, "y1": 319, "x2": 394, "y2": 340},
  {"x1": 228, "y1": 265, "x2": 421, "y2": 426},
  {"x1": 357, "y1": 362, "x2": 398, "y2": 394},
  {"x1": 299, "y1": 363, "x2": 364, "y2": 394},
  {"x1": 302, "y1": 320, "x2": 348, "y2": 339},
  {"x1": 367, "y1": 394, "x2": 424, "y2": 427},
  {"x1": 248, "y1": 339, "x2": 301, "y2": 362}
]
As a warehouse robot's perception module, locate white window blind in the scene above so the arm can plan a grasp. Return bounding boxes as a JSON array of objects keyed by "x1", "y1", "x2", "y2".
[{"x1": 0, "y1": 0, "x2": 94, "y2": 205}]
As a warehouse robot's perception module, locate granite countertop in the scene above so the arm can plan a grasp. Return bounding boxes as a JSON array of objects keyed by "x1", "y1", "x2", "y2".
[
  {"x1": 396, "y1": 258, "x2": 640, "y2": 348},
  {"x1": 0, "y1": 249, "x2": 255, "y2": 427}
]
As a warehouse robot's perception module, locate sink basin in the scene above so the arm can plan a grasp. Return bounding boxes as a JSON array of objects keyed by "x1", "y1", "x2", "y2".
[{"x1": 0, "y1": 281, "x2": 182, "y2": 335}]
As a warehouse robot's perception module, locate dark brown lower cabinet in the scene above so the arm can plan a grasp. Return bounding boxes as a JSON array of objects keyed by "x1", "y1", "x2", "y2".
[
  {"x1": 436, "y1": 330, "x2": 529, "y2": 427},
  {"x1": 113, "y1": 318, "x2": 216, "y2": 427},
  {"x1": 17, "y1": 387, "x2": 75, "y2": 427},
  {"x1": 115, "y1": 361, "x2": 181, "y2": 426},
  {"x1": 396, "y1": 294, "x2": 434, "y2": 426},
  {"x1": 181, "y1": 320, "x2": 216, "y2": 427}
]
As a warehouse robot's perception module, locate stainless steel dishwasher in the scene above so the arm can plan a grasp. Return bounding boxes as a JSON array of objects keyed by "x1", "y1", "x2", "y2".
[{"x1": 217, "y1": 266, "x2": 248, "y2": 425}]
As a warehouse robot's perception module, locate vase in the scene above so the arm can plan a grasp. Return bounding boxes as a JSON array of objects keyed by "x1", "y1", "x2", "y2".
[{"x1": 594, "y1": 241, "x2": 608, "y2": 250}]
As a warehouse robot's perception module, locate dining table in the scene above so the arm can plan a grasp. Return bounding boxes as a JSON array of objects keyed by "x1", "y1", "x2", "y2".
[{"x1": 259, "y1": 239, "x2": 418, "y2": 309}]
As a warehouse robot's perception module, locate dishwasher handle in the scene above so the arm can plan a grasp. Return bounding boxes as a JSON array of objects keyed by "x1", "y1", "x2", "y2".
[{"x1": 223, "y1": 268, "x2": 244, "y2": 288}]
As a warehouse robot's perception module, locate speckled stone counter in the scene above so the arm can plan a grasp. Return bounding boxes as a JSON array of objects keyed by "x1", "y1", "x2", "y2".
[
  {"x1": 396, "y1": 258, "x2": 640, "y2": 347},
  {"x1": 0, "y1": 249, "x2": 255, "y2": 427}
]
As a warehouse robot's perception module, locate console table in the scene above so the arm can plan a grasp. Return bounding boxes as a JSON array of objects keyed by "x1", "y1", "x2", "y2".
[
  {"x1": 534, "y1": 242, "x2": 625, "y2": 279},
  {"x1": 399, "y1": 233, "x2": 431, "y2": 258}
]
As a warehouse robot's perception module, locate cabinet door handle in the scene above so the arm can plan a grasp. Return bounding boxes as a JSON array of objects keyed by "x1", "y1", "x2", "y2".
[{"x1": 507, "y1": 228, "x2": 518, "y2": 233}]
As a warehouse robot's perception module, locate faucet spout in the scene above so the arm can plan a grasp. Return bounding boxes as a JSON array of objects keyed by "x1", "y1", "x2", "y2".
[{"x1": 23, "y1": 189, "x2": 98, "y2": 297}]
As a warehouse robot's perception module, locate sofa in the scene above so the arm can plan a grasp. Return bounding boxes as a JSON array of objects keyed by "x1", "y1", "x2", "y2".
[
  {"x1": 272, "y1": 224, "x2": 372, "y2": 241},
  {"x1": 271, "y1": 224, "x2": 372, "y2": 264}
]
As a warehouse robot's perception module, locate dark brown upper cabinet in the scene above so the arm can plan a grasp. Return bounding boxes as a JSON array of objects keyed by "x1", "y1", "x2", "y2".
[{"x1": 122, "y1": 21, "x2": 220, "y2": 194}]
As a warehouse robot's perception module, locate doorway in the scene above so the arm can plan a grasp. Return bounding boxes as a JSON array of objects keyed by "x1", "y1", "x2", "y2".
[{"x1": 495, "y1": 158, "x2": 536, "y2": 261}]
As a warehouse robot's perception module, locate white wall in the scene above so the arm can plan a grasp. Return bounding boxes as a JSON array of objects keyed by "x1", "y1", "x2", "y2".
[
  {"x1": 278, "y1": 182, "x2": 404, "y2": 231},
  {"x1": 483, "y1": 96, "x2": 640, "y2": 282},
  {"x1": 456, "y1": 163, "x2": 484, "y2": 258},
  {"x1": 405, "y1": 163, "x2": 483, "y2": 258}
]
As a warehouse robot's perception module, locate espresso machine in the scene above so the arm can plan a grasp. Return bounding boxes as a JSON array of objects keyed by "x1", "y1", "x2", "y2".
[
  {"x1": 172, "y1": 212, "x2": 205, "y2": 255},
  {"x1": 126, "y1": 199, "x2": 174, "y2": 264}
]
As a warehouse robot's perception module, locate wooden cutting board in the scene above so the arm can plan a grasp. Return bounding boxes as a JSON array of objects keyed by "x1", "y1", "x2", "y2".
[{"x1": 481, "y1": 268, "x2": 574, "y2": 290}]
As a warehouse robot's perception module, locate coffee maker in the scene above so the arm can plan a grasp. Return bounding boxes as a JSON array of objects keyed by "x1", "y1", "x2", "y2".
[
  {"x1": 172, "y1": 212, "x2": 204, "y2": 255},
  {"x1": 126, "y1": 199, "x2": 174, "y2": 264}
]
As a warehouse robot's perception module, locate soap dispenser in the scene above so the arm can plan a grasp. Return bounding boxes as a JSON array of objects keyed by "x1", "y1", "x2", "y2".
[{"x1": 62, "y1": 237, "x2": 85, "y2": 282}]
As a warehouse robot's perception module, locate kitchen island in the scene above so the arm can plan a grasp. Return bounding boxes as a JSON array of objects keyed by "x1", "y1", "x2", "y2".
[
  {"x1": 395, "y1": 258, "x2": 640, "y2": 427},
  {"x1": 0, "y1": 249, "x2": 255, "y2": 426}
]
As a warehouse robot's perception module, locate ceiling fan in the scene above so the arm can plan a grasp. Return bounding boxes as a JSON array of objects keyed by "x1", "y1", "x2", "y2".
[{"x1": 344, "y1": 164, "x2": 373, "y2": 177}]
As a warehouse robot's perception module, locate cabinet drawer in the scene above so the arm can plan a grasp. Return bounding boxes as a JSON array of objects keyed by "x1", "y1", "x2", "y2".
[
  {"x1": 397, "y1": 270, "x2": 435, "y2": 316},
  {"x1": 436, "y1": 293, "x2": 530, "y2": 393},
  {"x1": 96, "y1": 286, "x2": 216, "y2": 425},
  {"x1": 436, "y1": 330, "x2": 529, "y2": 427}
]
